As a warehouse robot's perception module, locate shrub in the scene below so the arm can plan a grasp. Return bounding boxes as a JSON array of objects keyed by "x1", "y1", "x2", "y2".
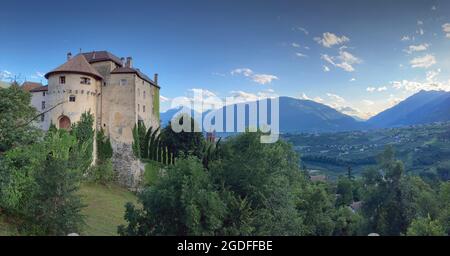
[{"x1": 87, "y1": 159, "x2": 115, "y2": 185}]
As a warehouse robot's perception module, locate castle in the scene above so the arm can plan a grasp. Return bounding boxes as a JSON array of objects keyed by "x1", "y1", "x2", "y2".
[{"x1": 29, "y1": 51, "x2": 160, "y2": 188}]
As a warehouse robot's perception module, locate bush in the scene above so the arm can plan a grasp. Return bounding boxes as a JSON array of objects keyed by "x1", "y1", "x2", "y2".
[
  {"x1": 86, "y1": 159, "x2": 115, "y2": 185},
  {"x1": 144, "y1": 160, "x2": 163, "y2": 186}
]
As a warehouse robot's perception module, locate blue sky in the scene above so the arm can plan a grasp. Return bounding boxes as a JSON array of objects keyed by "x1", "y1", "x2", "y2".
[{"x1": 1, "y1": 0, "x2": 449, "y2": 118}]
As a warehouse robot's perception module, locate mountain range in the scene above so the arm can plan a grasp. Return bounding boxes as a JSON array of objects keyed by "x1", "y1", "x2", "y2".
[{"x1": 160, "y1": 90, "x2": 450, "y2": 134}]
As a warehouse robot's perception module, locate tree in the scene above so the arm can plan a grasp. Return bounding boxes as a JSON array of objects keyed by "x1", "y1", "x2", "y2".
[
  {"x1": 336, "y1": 176, "x2": 354, "y2": 207},
  {"x1": 70, "y1": 111, "x2": 94, "y2": 172},
  {"x1": 0, "y1": 83, "x2": 40, "y2": 153},
  {"x1": 406, "y1": 215, "x2": 445, "y2": 236},
  {"x1": 118, "y1": 157, "x2": 225, "y2": 235},
  {"x1": 160, "y1": 114, "x2": 204, "y2": 159},
  {"x1": 0, "y1": 129, "x2": 86, "y2": 235},
  {"x1": 361, "y1": 146, "x2": 410, "y2": 235}
]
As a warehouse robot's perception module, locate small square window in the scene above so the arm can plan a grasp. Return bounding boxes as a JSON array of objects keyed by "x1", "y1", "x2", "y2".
[
  {"x1": 69, "y1": 95, "x2": 76, "y2": 102},
  {"x1": 42, "y1": 92, "x2": 46, "y2": 96},
  {"x1": 60, "y1": 76, "x2": 66, "y2": 84},
  {"x1": 120, "y1": 79, "x2": 128, "y2": 86},
  {"x1": 81, "y1": 77, "x2": 91, "y2": 85}
]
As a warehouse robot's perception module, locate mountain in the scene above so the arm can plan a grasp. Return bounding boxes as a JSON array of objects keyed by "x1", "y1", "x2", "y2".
[
  {"x1": 160, "y1": 97, "x2": 367, "y2": 133},
  {"x1": 277, "y1": 97, "x2": 367, "y2": 133},
  {"x1": 368, "y1": 90, "x2": 450, "y2": 128}
]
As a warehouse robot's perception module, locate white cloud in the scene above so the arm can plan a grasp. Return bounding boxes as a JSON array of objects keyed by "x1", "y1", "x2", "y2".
[
  {"x1": 160, "y1": 95, "x2": 169, "y2": 102},
  {"x1": 377, "y1": 86, "x2": 387, "y2": 92},
  {"x1": 417, "y1": 20, "x2": 424, "y2": 25},
  {"x1": 314, "y1": 32, "x2": 349, "y2": 48},
  {"x1": 251, "y1": 74, "x2": 279, "y2": 85},
  {"x1": 229, "y1": 89, "x2": 278, "y2": 104},
  {"x1": 416, "y1": 28, "x2": 424, "y2": 35},
  {"x1": 362, "y1": 100, "x2": 375, "y2": 106},
  {"x1": 0, "y1": 70, "x2": 13, "y2": 81},
  {"x1": 326, "y1": 93, "x2": 345, "y2": 103},
  {"x1": 431, "y1": 5, "x2": 437, "y2": 11},
  {"x1": 391, "y1": 79, "x2": 450, "y2": 92},
  {"x1": 443, "y1": 23, "x2": 450, "y2": 38},
  {"x1": 321, "y1": 50, "x2": 362, "y2": 72},
  {"x1": 296, "y1": 27, "x2": 309, "y2": 35},
  {"x1": 366, "y1": 87, "x2": 376, "y2": 92},
  {"x1": 231, "y1": 68, "x2": 278, "y2": 85},
  {"x1": 291, "y1": 42, "x2": 301, "y2": 48},
  {"x1": 404, "y1": 43, "x2": 429, "y2": 54},
  {"x1": 410, "y1": 54, "x2": 436, "y2": 68},
  {"x1": 401, "y1": 35, "x2": 411, "y2": 41},
  {"x1": 231, "y1": 68, "x2": 253, "y2": 77},
  {"x1": 350, "y1": 78, "x2": 356, "y2": 82},
  {"x1": 295, "y1": 52, "x2": 307, "y2": 58},
  {"x1": 323, "y1": 65, "x2": 330, "y2": 72},
  {"x1": 426, "y1": 69, "x2": 441, "y2": 82},
  {"x1": 299, "y1": 92, "x2": 324, "y2": 103}
]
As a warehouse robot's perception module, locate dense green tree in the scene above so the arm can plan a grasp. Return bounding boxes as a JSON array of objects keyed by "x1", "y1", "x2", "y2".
[
  {"x1": 0, "y1": 82, "x2": 40, "y2": 153},
  {"x1": 118, "y1": 157, "x2": 225, "y2": 235},
  {"x1": 336, "y1": 176, "x2": 354, "y2": 207},
  {"x1": 0, "y1": 130, "x2": 86, "y2": 235},
  {"x1": 406, "y1": 215, "x2": 445, "y2": 236},
  {"x1": 333, "y1": 206, "x2": 364, "y2": 236},
  {"x1": 160, "y1": 114, "x2": 204, "y2": 159},
  {"x1": 361, "y1": 146, "x2": 410, "y2": 235}
]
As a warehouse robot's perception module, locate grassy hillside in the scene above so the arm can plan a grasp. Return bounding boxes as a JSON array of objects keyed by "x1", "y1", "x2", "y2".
[
  {"x1": 79, "y1": 183, "x2": 138, "y2": 236},
  {"x1": 0, "y1": 183, "x2": 138, "y2": 236}
]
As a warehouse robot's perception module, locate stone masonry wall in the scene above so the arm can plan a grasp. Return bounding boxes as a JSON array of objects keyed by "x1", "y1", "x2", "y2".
[{"x1": 110, "y1": 139, "x2": 145, "y2": 191}]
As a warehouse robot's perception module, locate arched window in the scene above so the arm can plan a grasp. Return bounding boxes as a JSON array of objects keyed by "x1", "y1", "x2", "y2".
[{"x1": 69, "y1": 95, "x2": 76, "y2": 102}]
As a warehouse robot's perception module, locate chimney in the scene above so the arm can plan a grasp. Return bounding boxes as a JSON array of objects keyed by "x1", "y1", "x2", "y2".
[
  {"x1": 126, "y1": 57, "x2": 133, "y2": 68},
  {"x1": 67, "y1": 52, "x2": 72, "y2": 61},
  {"x1": 154, "y1": 73, "x2": 158, "y2": 85},
  {"x1": 120, "y1": 57, "x2": 125, "y2": 67}
]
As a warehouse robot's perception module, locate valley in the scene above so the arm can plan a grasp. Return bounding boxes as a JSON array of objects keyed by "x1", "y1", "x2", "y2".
[{"x1": 283, "y1": 122, "x2": 450, "y2": 179}]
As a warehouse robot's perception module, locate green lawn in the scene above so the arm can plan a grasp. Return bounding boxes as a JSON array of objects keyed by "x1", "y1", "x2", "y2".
[
  {"x1": 79, "y1": 183, "x2": 138, "y2": 236},
  {"x1": 0, "y1": 183, "x2": 137, "y2": 236}
]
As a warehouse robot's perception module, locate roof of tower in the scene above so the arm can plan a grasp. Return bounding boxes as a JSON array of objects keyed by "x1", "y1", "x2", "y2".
[
  {"x1": 45, "y1": 54, "x2": 103, "y2": 80},
  {"x1": 82, "y1": 51, "x2": 123, "y2": 66},
  {"x1": 111, "y1": 67, "x2": 160, "y2": 88}
]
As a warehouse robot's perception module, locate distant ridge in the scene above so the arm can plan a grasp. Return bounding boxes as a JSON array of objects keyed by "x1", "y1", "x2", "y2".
[{"x1": 368, "y1": 90, "x2": 450, "y2": 128}]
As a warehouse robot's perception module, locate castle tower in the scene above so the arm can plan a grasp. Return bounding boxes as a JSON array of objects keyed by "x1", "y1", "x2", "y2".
[{"x1": 44, "y1": 53, "x2": 103, "y2": 130}]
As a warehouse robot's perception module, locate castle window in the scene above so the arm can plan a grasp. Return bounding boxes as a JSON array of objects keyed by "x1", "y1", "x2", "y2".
[
  {"x1": 138, "y1": 88, "x2": 140, "y2": 96},
  {"x1": 59, "y1": 76, "x2": 65, "y2": 84},
  {"x1": 40, "y1": 114, "x2": 45, "y2": 122},
  {"x1": 80, "y1": 77, "x2": 91, "y2": 85},
  {"x1": 138, "y1": 104, "x2": 140, "y2": 112},
  {"x1": 143, "y1": 91, "x2": 146, "y2": 99},
  {"x1": 41, "y1": 101, "x2": 45, "y2": 110},
  {"x1": 42, "y1": 92, "x2": 46, "y2": 96},
  {"x1": 143, "y1": 105, "x2": 146, "y2": 113},
  {"x1": 120, "y1": 79, "x2": 128, "y2": 86},
  {"x1": 69, "y1": 95, "x2": 76, "y2": 102}
]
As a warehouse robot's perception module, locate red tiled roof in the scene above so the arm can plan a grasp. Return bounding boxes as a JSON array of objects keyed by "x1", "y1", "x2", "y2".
[
  {"x1": 29, "y1": 85, "x2": 48, "y2": 92},
  {"x1": 21, "y1": 82, "x2": 43, "y2": 92},
  {"x1": 82, "y1": 51, "x2": 123, "y2": 66},
  {"x1": 45, "y1": 54, "x2": 103, "y2": 80},
  {"x1": 111, "y1": 67, "x2": 159, "y2": 88}
]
